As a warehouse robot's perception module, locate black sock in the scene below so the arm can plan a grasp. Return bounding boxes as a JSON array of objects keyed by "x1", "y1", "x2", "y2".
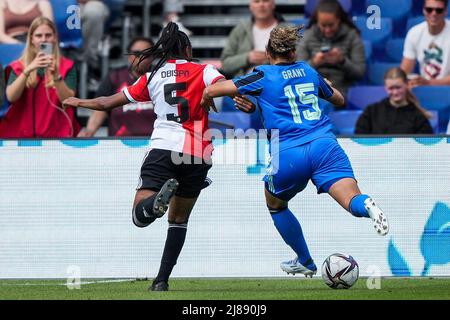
[
  {"x1": 133, "y1": 194, "x2": 157, "y2": 227},
  {"x1": 153, "y1": 222, "x2": 188, "y2": 284}
]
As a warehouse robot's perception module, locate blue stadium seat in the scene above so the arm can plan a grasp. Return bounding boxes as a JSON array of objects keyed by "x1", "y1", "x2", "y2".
[
  {"x1": 363, "y1": 40, "x2": 372, "y2": 62},
  {"x1": 412, "y1": 0, "x2": 424, "y2": 15},
  {"x1": 406, "y1": 16, "x2": 425, "y2": 31},
  {"x1": 365, "y1": 0, "x2": 412, "y2": 37},
  {"x1": 412, "y1": 86, "x2": 450, "y2": 133},
  {"x1": 49, "y1": 0, "x2": 83, "y2": 49},
  {"x1": 290, "y1": 18, "x2": 310, "y2": 28},
  {"x1": 305, "y1": 0, "x2": 352, "y2": 17},
  {"x1": 368, "y1": 62, "x2": 398, "y2": 85},
  {"x1": 385, "y1": 38, "x2": 405, "y2": 63},
  {"x1": 353, "y1": 16, "x2": 393, "y2": 60},
  {"x1": 347, "y1": 86, "x2": 387, "y2": 110},
  {"x1": 0, "y1": 44, "x2": 25, "y2": 118},
  {"x1": 0, "y1": 43, "x2": 25, "y2": 67},
  {"x1": 327, "y1": 110, "x2": 363, "y2": 135},
  {"x1": 352, "y1": 0, "x2": 366, "y2": 15}
]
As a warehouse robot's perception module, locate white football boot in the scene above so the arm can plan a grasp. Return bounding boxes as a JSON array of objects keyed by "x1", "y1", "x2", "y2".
[
  {"x1": 364, "y1": 197, "x2": 389, "y2": 236},
  {"x1": 280, "y1": 258, "x2": 317, "y2": 278}
]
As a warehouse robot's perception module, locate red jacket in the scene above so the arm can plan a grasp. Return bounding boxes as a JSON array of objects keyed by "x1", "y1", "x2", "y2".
[{"x1": 0, "y1": 56, "x2": 80, "y2": 138}]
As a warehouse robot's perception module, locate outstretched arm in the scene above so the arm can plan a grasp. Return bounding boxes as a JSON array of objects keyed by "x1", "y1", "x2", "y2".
[
  {"x1": 201, "y1": 80, "x2": 239, "y2": 111},
  {"x1": 63, "y1": 92, "x2": 129, "y2": 111}
]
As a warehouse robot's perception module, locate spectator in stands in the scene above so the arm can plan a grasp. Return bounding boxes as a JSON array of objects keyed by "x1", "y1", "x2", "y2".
[
  {"x1": 0, "y1": 63, "x2": 4, "y2": 107},
  {"x1": 401, "y1": 0, "x2": 450, "y2": 87},
  {"x1": 220, "y1": 0, "x2": 287, "y2": 78},
  {"x1": 0, "y1": 17, "x2": 80, "y2": 138},
  {"x1": 0, "y1": 0, "x2": 53, "y2": 43},
  {"x1": 355, "y1": 67, "x2": 433, "y2": 134},
  {"x1": 78, "y1": 0, "x2": 110, "y2": 68},
  {"x1": 297, "y1": 0, "x2": 365, "y2": 100},
  {"x1": 78, "y1": 37, "x2": 156, "y2": 137},
  {"x1": 160, "y1": 0, "x2": 192, "y2": 36}
]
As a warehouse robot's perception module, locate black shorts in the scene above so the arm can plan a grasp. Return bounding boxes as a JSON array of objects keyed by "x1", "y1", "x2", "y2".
[{"x1": 136, "y1": 149, "x2": 212, "y2": 198}]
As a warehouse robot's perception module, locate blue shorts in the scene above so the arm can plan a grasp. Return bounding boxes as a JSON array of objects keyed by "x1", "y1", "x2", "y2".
[{"x1": 264, "y1": 137, "x2": 355, "y2": 201}]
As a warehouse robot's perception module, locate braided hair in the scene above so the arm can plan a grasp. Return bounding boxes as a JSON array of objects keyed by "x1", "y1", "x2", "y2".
[
  {"x1": 266, "y1": 25, "x2": 304, "y2": 59},
  {"x1": 134, "y1": 22, "x2": 192, "y2": 84}
]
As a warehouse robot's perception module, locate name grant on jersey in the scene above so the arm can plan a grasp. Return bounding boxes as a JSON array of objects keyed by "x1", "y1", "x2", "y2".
[
  {"x1": 161, "y1": 69, "x2": 190, "y2": 78},
  {"x1": 282, "y1": 68, "x2": 306, "y2": 79}
]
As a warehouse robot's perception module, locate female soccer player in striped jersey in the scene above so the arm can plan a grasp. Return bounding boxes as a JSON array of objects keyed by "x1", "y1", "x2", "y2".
[
  {"x1": 201, "y1": 25, "x2": 389, "y2": 277},
  {"x1": 63, "y1": 22, "x2": 225, "y2": 291}
]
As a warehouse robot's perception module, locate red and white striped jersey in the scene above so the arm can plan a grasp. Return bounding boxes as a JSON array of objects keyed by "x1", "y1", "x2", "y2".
[{"x1": 123, "y1": 59, "x2": 224, "y2": 159}]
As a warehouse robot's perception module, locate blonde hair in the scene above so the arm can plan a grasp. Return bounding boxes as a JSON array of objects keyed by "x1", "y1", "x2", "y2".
[
  {"x1": 266, "y1": 25, "x2": 303, "y2": 58},
  {"x1": 384, "y1": 67, "x2": 432, "y2": 119},
  {"x1": 20, "y1": 17, "x2": 61, "y2": 88}
]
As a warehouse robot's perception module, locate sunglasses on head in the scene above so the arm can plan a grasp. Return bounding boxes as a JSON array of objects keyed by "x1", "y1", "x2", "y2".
[{"x1": 424, "y1": 6, "x2": 445, "y2": 14}]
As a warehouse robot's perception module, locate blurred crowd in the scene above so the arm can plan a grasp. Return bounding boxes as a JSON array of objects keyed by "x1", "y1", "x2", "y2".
[{"x1": 0, "y1": 0, "x2": 449, "y2": 138}]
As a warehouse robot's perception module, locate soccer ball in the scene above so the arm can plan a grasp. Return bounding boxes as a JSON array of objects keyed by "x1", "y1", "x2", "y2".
[{"x1": 321, "y1": 253, "x2": 359, "y2": 289}]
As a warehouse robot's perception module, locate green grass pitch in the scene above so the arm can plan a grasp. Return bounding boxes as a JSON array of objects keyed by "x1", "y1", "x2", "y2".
[{"x1": 0, "y1": 278, "x2": 449, "y2": 300}]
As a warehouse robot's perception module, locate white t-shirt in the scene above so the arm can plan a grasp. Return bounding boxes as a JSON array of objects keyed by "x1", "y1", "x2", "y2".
[
  {"x1": 253, "y1": 23, "x2": 277, "y2": 51},
  {"x1": 403, "y1": 20, "x2": 450, "y2": 80}
]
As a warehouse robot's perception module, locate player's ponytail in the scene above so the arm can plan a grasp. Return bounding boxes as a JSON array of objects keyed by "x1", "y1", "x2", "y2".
[{"x1": 133, "y1": 22, "x2": 192, "y2": 84}]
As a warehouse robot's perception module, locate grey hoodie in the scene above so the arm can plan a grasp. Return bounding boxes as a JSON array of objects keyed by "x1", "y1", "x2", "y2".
[{"x1": 297, "y1": 23, "x2": 366, "y2": 98}]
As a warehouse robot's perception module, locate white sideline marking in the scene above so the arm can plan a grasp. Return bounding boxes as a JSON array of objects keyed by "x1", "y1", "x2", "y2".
[{"x1": 0, "y1": 279, "x2": 136, "y2": 286}]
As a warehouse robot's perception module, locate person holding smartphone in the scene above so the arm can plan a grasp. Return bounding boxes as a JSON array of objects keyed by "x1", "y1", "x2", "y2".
[
  {"x1": 297, "y1": 0, "x2": 366, "y2": 101},
  {"x1": 0, "y1": 16, "x2": 80, "y2": 138}
]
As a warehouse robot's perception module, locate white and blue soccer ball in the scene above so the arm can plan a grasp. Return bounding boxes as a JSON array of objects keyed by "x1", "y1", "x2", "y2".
[{"x1": 321, "y1": 253, "x2": 359, "y2": 289}]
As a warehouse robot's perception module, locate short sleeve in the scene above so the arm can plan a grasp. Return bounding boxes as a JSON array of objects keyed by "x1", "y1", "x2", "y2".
[
  {"x1": 317, "y1": 73, "x2": 333, "y2": 99},
  {"x1": 203, "y1": 64, "x2": 225, "y2": 86},
  {"x1": 123, "y1": 74, "x2": 151, "y2": 103},
  {"x1": 403, "y1": 28, "x2": 417, "y2": 60},
  {"x1": 232, "y1": 69, "x2": 264, "y2": 96}
]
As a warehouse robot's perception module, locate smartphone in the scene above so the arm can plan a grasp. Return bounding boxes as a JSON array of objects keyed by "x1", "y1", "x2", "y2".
[
  {"x1": 39, "y1": 42, "x2": 53, "y2": 55},
  {"x1": 320, "y1": 46, "x2": 331, "y2": 53}
]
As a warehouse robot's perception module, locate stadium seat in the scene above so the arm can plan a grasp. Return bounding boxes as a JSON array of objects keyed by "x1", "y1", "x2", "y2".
[
  {"x1": 385, "y1": 38, "x2": 405, "y2": 63},
  {"x1": 49, "y1": 0, "x2": 83, "y2": 49},
  {"x1": 304, "y1": 0, "x2": 352, "y2": 17},
  {"x1": 327, "y1": 110, "x2": 363, "y2": 135},
  {"x1": 353, "y1": 16, "x2": 393, "y2": 60},
  {"x1": 290, "y1": 18, "x2": 310, "y2": 28},
  {"x1": 412, "y1": 86, "x2": 450, "y2": 133},
  {"x1": 363, "y1": 40, "x2": 372, "y2": 62},
  {"x1": 347, "y1": 86, "x2": 387, "y2": 110},
  {"x1": 0, "y1": 43, "x2": 25, "y2": 67},
  {"x1": 365, "y1": 0, "x2": 412, "y2": 37},
  {"x1": 412, "y1": 0, "x2": 424, "y2": 15},
  {"x1": 368, "y1": 62, "x2": 398, "y2": 85},
  {"x1": 406, "y1": 16, "x2": 425, "y2": 31}
]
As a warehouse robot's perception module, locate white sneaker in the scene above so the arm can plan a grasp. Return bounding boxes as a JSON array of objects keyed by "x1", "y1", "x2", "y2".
[
  {"x1": 280, "y1": 258, "x2": 317, "y2": 278},
  {"x1": 364, "y1": 197, "x2": 389, "y2": 236}
]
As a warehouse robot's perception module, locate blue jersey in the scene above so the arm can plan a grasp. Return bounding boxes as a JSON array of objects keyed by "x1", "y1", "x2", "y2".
[{"x1": 233, "y1": 61, "x2": 335, "y2": 153}]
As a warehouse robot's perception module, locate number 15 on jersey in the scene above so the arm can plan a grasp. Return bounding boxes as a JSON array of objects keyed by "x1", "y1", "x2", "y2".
[{"x1": 284, "y1": 83, "x2": 322, "y2": 124}]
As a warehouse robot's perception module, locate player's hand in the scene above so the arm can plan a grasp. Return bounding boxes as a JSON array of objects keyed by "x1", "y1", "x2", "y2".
[
  {"x1": 408, "y1": 76, "x2": 429, "y2": 88},
  {"x1": 63, "y1": 97, "x2": 81, "y2": 109},
  {"x1": 77, "y1": 128, "x2": 95, "y2": 137},
  {"x1": 200, "y1": 88, "x2": 218, "y2": 113},
  {"x1": 233, "y1": 95, "x2": 256, "y2": 113},
  {"x1": 312, "y1": 51, "x2": 327, "y2": 67}
]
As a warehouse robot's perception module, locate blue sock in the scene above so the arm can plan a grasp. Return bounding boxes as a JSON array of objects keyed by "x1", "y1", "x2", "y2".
[
  {"x1": 270, "y1": 207, "x2": 315, "y2": 269},
  {"x1": 349, "y1": 194, "x2": 370, "y2": 218}
]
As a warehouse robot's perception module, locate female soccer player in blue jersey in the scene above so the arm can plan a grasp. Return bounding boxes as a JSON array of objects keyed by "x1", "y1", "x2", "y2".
[{"x1": 200, "y1": 25, "x2": 389, "y2": 277}]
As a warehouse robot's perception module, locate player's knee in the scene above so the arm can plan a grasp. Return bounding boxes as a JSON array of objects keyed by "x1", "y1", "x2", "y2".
[{"x1": 267, "y1": 205, "x2": 288, "y2": 214}]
